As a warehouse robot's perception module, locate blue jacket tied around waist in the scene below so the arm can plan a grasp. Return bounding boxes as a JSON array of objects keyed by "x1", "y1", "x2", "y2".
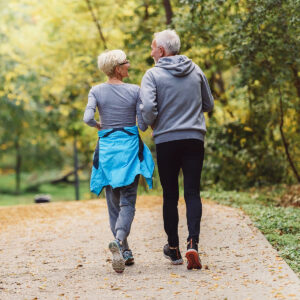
[{"x1": 90, "y1": 126, "x2": 154, "y2": 195}]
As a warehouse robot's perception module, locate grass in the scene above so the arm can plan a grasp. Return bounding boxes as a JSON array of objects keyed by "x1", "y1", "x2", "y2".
[
  {"x1": 202, "y1": 189, "x2": 300, "y2": 276},
  {"x1": 0, "y1": 172, "x2": 160, "y2": 206},
  {"x1": 0, "y1": 172, "x2": 97, "y2": 206},
  {"x1": 0, "y1": 181, "x2": 93, "y2": 206}
]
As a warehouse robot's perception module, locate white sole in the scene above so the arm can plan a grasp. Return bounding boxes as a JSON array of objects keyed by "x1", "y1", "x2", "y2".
[
  {"x1": 109, "y1": 241, "x2": 125, "y2": 273},
  {"x1": 164, "y1": 254, "x2": 183, "y2": 265}
]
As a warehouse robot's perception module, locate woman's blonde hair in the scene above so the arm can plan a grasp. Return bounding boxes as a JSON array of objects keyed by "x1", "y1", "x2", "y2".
[{"x1": 97, "y1": 50, "x2": 127, "y2": 77}]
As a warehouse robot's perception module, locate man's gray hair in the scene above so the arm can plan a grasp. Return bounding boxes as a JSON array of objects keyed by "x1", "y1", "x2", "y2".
[{"x1": 154, "y1": 29, "x2": 181, "y2": 55}]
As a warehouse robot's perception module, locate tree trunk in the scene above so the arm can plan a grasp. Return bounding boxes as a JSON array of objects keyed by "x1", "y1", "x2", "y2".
[
  {"x1": 85, "y1": 0, "x2": 107, "y2": 49},
  {"x1": 162, "y1": 0, "x2": 173, "y2": 25},
  {"x1": 216, "y1": 70, "x2": 226, "y2": 96},
  {"x1": 291, "y1": 65, "x2": 300, "y2": 98},
  {"x1": 248, "y1": 89, "x2": 254, "y2": 128},
  {"x1": 144, "y1": 0, "x2": 149, "y2": 20},
  {"x1": 278, "y1": 88, "x2": 300, "y2": 182},
  {"x1": 74, "y1": 135, "x2": 80, "y2": 200},
  {"x1": 15, "y1": 139, "x2": 21, "y2": 194}
]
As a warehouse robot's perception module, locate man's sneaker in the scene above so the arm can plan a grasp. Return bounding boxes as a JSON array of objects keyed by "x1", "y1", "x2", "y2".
[
  {"x1": 163, "y1": 244, "x2": 183, "y2": 265},
  {"x1": 122, "y1": 249, "x2": 134, "y2": 266},
  {"x1": 108, "y1": 240, "x2": 125, "y2": 273},
  {"x1": 186, "y1": 238, "x2": 202, "y2": 270}
]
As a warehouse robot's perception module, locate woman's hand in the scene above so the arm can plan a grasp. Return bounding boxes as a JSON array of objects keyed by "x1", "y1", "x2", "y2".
[{"x1": 95, "y1": 122, "x2": 102, "y2": 130}]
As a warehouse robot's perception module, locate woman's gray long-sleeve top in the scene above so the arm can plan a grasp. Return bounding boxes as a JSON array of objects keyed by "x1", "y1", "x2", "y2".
[{"x1": 83, "y1": 83, "x2": 147, "y2": 131}]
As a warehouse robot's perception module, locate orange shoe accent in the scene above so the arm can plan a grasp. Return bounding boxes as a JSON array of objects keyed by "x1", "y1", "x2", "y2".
[{"x1": 186, "y1": 249, "x2": 202, "y2": 270}]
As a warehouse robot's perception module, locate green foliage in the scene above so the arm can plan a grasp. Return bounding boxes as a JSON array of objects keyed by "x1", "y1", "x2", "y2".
[
  {"x1": 0, "y1": 0, "x2": 299, "y2": 194},
  {"x1": 203, "y1": 120, "x2": 288, "y2": 189},
  {"x1": 173, "y1": 0, "x2": 300, "y2": 186},
  {"x1": 226, "y1": 0, "x2": 300, "y2": 182}
]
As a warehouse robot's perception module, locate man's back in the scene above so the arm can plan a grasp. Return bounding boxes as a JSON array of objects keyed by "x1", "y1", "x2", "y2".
[{"x1": 140, "y1": 55, "x2": 214, "y2": 144}]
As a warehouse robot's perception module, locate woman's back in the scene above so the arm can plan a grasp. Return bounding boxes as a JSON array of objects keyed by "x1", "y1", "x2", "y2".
[{"x1": 83, "y1": 83, "x2": 146, "y2": 131}]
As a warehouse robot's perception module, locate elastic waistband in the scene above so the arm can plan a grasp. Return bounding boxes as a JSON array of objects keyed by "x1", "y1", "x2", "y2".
[
  {"x1": 154, "y1": 130, "x2": 205, "y2": 144},
  {"x1": 98, "y1": 125, "x2": 138, "y2": 138}
]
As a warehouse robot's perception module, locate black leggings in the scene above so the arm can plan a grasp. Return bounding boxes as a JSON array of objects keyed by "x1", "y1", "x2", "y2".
[{"x1": 156, "y1": 139, "x2": 204, "y2": 247}]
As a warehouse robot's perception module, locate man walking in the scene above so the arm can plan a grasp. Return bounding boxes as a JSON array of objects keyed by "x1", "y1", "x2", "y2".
[{"x1": 140, "y1": 29, "x2": 214, "y2": 269}]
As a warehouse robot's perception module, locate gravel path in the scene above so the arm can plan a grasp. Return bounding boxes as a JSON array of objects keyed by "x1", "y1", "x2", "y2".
[{"x1": 0, "y1": 196, "x2": 299, "y2": 300}]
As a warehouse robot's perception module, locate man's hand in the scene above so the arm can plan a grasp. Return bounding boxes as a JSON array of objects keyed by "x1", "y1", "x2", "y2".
[{"x1": 151, "y1": 125, "x2": 154, "y2": 137}]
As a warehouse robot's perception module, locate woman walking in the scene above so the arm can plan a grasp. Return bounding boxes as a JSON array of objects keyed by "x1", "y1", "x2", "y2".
[{"x1": 83, "y1": 50, "x2": 154, "y2": 273}]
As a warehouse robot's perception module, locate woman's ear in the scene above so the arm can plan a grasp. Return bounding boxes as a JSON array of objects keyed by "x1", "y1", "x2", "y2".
[{"x1": 115, "y1": 65, "x2": 121, "y2": 76}]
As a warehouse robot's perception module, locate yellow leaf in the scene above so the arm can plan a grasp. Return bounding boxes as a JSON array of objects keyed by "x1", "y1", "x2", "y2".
[{"x1": 240, "y1": 138, "x2": 246, "y2": 146}]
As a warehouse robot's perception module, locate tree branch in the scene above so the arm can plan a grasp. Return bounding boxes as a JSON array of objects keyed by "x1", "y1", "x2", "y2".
[{"x1": 85, "y1": 0, "x2": 107, "y2": 49}]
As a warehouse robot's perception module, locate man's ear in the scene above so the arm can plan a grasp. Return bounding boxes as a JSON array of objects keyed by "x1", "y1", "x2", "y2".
[{"x1": 159, "y1": 46, "x2": 166, "y2": 58}]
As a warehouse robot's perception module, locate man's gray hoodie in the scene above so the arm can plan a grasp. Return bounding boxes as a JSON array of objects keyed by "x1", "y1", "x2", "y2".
[{"x1": 140, "y1": 55, "x2": 214, "y2": 144}]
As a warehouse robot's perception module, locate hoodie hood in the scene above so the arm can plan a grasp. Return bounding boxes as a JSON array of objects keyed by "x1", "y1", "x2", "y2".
[{"x1": 155, "y1": 55, "x2": 195, "y2": 77}]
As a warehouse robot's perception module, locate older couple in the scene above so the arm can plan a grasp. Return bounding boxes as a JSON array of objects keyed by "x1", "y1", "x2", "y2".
[{"x1": 83, "y1": 30, "x2": 214, "y2": 273}]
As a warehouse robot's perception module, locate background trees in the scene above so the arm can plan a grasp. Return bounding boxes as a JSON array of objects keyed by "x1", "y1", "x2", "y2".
[{"x1": 0, "y1": 0, "x2": 299, "y2": 197}]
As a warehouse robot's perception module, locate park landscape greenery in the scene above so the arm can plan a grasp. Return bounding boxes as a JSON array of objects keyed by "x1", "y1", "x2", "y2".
[{"x1": 0, "y1": 0, "x2": 299, "y2": 274}]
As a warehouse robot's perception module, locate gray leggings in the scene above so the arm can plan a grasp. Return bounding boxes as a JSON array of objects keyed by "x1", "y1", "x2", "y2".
[{"x1": 105, "y1": 175, "x2": 139, "y2": 250}]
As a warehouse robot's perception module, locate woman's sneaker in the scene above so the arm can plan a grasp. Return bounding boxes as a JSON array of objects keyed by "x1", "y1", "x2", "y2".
[
  {"x1": 108, "y1": 240, "x2": 125, "y2": 273},
  {"x1": 186, "y1": 238, "x2": 202, "y2": 270},
  {"x1": 163, "y1": 244, "x2": 183, "y2": 265},
  {"x1": 122, "y1": 249, "x2": 134, "y2": 266}
]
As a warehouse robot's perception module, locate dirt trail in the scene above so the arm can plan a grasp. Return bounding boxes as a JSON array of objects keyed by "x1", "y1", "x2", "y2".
[{"x1": 0, "y1": 196, "x2": 299, "y2": 300}]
